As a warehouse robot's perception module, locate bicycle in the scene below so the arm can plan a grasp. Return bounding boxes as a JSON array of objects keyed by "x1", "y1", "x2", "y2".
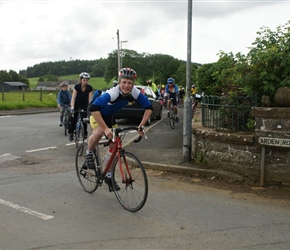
[
  {"x1": 168, "y1": 98, "x2": 176, "y2": 129},
  {"x1": 192, "y1": 93, "x2": 202, "y2": 118},
  {"x1": 72, "y1": 109, "x2": 86, "y2": 148},
  {"x1": 62, "y1": 105, "x2": 71, "y2": 136},
  {"x1": 75, "y1": 126, "x2": 148, "y2": 212}
]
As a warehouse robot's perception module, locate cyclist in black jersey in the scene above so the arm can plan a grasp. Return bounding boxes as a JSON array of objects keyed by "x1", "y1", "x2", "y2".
[{"x1": 68, "y1": 72, "x2": 93, "y2": 141}]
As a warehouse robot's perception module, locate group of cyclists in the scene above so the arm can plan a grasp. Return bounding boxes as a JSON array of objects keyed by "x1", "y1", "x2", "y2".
[{"x1": 56, "y1": 68, "x2": 198, "y2": 191}]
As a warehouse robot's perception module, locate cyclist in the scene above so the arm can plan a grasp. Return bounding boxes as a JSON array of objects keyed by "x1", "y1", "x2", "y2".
[
  {"x1": 146, "y1": 79, "x2": 159, "y2": 97},
  {"x1": 165, "y1": 77, "x2": 179, "y2": 122},
  {"x1": 86, "y1": 67, "x2": 153, "y2": 191},
  {"x1": 57, "y1": 81, "x2": 72, "y2": 126},
  {"x1": 68, "y1": 72, "x2": 93, "y2": 141},
  {"x1": 179, "y1": 86, "x2": 185, "y2": 108},
  {"x1": 191, "y1": 84, "x2": 197, "y2": 96}
]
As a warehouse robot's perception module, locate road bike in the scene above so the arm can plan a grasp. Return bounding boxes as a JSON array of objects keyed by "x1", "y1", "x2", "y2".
[
  {"x1": 62, "y1": 105, "x2": 71, "y2": 136},
  {"x1": 192, "y1": 93, "x2": 202, "y2": 119},
  {"x1": 75, "y1": 126, "x2": 148, "y2": 212},
  {"x1": 168, "y1": 98, "x2": 177, "y2": 129},
  {"x1": 72, "y1": 109, "x2": 86, "y2": 148}
]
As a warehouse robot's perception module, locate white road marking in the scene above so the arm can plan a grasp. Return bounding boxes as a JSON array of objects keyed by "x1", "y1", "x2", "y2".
[
  {"x1": 0, "y1": 153, "x2": 21, "y2": 163},
  {"x1": 26, "y1": 147, "x2": 56, "y2": 153},
  {"x1": 0, "y1": 115, "x2": 14, "y2": 118},
  {"x1": 65, "y1": 143, "x2": 75, "y2": 146},
  {"x1": 0, "y1": 198, "x2": 54, "y2": 220},
  {"x1": 0, "y1": 153, "x2": 12, "y2": 158}
]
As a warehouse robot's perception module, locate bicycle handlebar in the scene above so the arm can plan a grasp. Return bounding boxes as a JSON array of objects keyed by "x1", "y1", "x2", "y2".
[
  {"x1": 99, "y1": 126, "x2": 147, "y2": 147},
  {"x1": 113, "y1": 126, "x2": 147, "y2": 143}
]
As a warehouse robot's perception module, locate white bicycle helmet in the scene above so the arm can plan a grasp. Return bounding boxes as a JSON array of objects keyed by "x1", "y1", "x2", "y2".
[
  {"x1": 79, "y1": 72, "x2": 90, "y2": 79},
  {"x1": 119, "y1": 68, "x2": 137, "y2": 80},
  {"x1": 60, "y1": 81, "x2": 68, "y2": 87}
]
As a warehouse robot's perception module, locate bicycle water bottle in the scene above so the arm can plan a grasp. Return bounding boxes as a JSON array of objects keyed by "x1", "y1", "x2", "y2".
[{"x1": 102, "y1": 141, "x2": 114, "y2": 168}]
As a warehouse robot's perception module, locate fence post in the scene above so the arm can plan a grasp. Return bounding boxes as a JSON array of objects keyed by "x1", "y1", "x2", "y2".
[
  {"x1": 40, "y1": 88, "x2": 42, "y2": 101},
  {"x1": 2, "y1": 87, "x2": 4, "y2": 101},
  {"x1": 22, "y1": 87, "x2": 25, "y2": 102}
]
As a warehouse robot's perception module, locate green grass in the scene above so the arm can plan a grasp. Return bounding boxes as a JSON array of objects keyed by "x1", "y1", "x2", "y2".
[
  {"x1": 1, "y1": 75, "x2": 112, "y2": 110},
  {"x1": 0, "y1": 91, "x2": 58, "y2": 110}
]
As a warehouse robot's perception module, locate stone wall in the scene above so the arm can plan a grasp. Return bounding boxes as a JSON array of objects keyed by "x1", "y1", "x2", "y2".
[{"x1": 192, "y1": 107, "x2": 290, "y2": 187}]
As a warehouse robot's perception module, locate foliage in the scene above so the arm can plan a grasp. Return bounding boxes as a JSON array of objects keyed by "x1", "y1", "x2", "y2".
[
  {"x1": 0, "y1": 70, "x2": 29, "y2": 88},
  {"x1": 196, "y1": 21, "x2": 290, "y2": 105},
  {"x1": 5, "y1": 21, "x2": 290, "y2": 109}
]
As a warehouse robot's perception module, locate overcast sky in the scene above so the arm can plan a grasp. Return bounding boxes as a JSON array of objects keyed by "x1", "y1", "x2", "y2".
[{"x1": 1, "y1": 0, "x2": 289, "y2": 72}]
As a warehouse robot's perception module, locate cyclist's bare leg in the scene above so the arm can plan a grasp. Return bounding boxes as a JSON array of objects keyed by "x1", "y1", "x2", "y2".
[
  {"x1": 85, "y1": 126, "x2": 103, "y2": 169},
  {"x1": 167, "y1": 99, "x2": 171, "y2": 111},
  {"x1": 88, "y1": 127, "x2": 103, "y2": 152},
  {"x1": 174, "y1": 105, "x2": 178, "y2": 115}
]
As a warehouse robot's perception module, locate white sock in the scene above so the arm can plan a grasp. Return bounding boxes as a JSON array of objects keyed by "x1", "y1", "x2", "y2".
[
  {"x1": 106, "y1": 171, "x2": 112, "y2": 178},
  {"x1": 86, "y1": 150, "x2": 92, "y2": 155}
]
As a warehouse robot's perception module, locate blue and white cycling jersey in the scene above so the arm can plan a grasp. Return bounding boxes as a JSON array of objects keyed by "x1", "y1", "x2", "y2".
[{"x1": 90, "y1": 85, "x2": 152, "y2": 117}]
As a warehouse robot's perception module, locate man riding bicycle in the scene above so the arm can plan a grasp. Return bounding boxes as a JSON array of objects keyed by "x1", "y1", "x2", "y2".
[
  {"x1": 165, "y1": 77, "x2": 179, "y2": 122},
  {"x1": 85, "y1": 67, "x2": 153, "y2": 190}
]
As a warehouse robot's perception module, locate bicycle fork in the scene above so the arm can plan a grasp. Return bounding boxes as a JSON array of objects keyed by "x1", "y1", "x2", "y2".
[{"x1": 118, "y1": 151, "x2": 134, "y2": 186}]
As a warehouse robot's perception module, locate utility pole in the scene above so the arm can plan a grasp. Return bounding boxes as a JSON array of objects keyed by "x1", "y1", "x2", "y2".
[
  {"x1": 120, "y1": 40, "x2": 128, "y2": 69},
  {"x1": 117, "y1": 29, "x2": 121, "y2": 73},
  {"x1": 183, "y1": 0, "x2": 193, "y2": 161}
]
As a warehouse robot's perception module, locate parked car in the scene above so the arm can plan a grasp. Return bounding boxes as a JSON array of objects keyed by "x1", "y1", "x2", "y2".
[{"x1": 114, "y1": 85, "x2": 162, "y2": 125}]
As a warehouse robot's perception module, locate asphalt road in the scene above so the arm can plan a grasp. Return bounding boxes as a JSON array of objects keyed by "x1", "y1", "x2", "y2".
[{"x1": 1, "y1": 111, "x2": 290, "y2": 249}]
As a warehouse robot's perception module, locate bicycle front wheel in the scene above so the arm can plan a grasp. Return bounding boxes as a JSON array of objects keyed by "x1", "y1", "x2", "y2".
[
  {"x1": 75, "y1": 143, "x2": 99, "y2": 193},
  {"x1": 169, "y1": 108, "x2": 175, "y2": 129},
  {"x1": 112, "y1": 151, "x2": 148, "y2": 212},
  {"x1": 75, "y1": 122, "x2": 84, "y2": 148},
  {"x1": 63, "y1": 113, "x2": 68, "y2": 136}
]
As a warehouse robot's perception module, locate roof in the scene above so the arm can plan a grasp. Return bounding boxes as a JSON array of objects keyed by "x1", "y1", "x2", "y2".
[
  {"x1": 3, "y1": 82, "x2": 27, "y2": 86},
  {"x1": 37, "y1": 80, "x2": 78, "y2": 88},
  {"x1": 37, "y1": 81, "x2": 58, "y2": 87}
]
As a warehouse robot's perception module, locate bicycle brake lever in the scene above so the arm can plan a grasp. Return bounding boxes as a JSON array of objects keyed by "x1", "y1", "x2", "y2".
[
  {"x1": 140, "y1": 126, "x2": 147, "y2": 139},
  {"x1": 112, "y1": 128, "x2": 116, "y2": 142}
]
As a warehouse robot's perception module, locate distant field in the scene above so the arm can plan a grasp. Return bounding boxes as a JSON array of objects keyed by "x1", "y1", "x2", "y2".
[
  {"x1": 28, "y1": 75, "x2": 111, "y2": 90},
  {"x1": 0, "y1": 76, "x2": 113, "y2": 110},
  {"x1": 0, "y1": 91, "x2": 57, "y2": 110}
]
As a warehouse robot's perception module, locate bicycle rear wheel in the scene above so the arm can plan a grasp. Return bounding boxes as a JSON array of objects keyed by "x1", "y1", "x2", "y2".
[
  {"x1": 112, "y1": 151, "x2": 148, "y2": 212},
  {"x1": 75, "y1": 143, "x2": 99, "y2": 193},
  {"x1": 169, "y1": 107, "x2": 175, "y2": 129}
]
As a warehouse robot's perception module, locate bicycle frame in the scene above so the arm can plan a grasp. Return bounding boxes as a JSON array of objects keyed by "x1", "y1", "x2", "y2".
[{"x1": 100, "y1": 128, "x2": 138, "y2": 182}]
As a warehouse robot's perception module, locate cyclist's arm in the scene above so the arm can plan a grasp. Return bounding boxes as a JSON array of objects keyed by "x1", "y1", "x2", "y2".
[
  {"x1": 165, "y1": 85, "x2": 169, "y2": 93},
  {"x1": 57, "y1": 91, "x2": 61, "y2": 107},
  {"x1": 88, "y1": 90, "x2": 93, "y2": 103},
  {"x1": 139, "y1": 109, "x2": 152, "y2": 128},
  {"x1": 70, "y1": 89, "x2": 77, "y2": 109},
  {"x1": 135, "y1": 91, "x2": 153, "y2": 132}
]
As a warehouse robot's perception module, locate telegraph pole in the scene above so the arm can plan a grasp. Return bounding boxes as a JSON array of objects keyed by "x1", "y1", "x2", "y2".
[
  {"x1": 183, "y1": 0, "x2": 193, "y2": 161},
  {"x1": 117, "y1": 29, "x2": 121, "y2": 73}
]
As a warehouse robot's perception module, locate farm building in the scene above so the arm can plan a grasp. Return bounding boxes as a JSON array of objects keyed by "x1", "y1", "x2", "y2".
[
  {"x1": 56, "y1": 80, "x2": 78, "y2": 91},
  {"x1": 36, "y1": 81, "x2": 59, "y2": 91},
  {"x1": 0, "y1": 82, "x2": 28, "y2": 92}
]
